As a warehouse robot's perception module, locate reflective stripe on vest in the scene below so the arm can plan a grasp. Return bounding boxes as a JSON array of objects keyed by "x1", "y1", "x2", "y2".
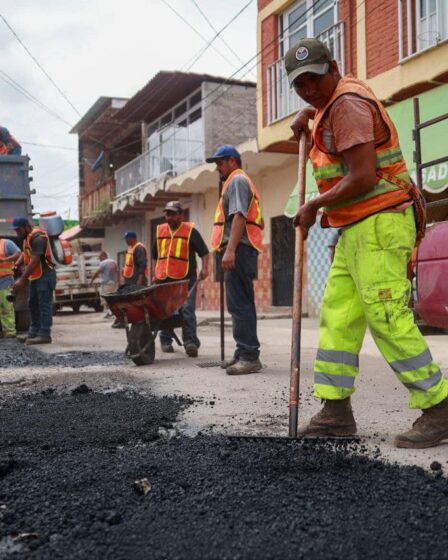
[
  {"x1": 310, "y1": 76, "x2": 412, "y2": 228},
  {"x1": 122, "y1": 242, "x2": 148, "y2": 279},
  {"x1": 23, "y1": 229, "x2": 54, "y2": 281},
  {"x1": 155, "y1": 222, "x2": 194, "y2": 281},
  {"x1": 0, "y1": 239, "x2": 14, "y2": 277},
  {"x1": 211, "y1": 169, "x2": 263, "y2": 253}
]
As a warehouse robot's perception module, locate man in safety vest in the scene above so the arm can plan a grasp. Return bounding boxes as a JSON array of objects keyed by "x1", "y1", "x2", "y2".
[
  {"x1": 152, "y1": 201, "x2": 209, "y2": 357},
  {"x1": 206, "y1": 145, "x2": 263, "y2": 375},
  {"x1": 0, "y1": 237, "x2": 21, "y2": 337},
  {"x1": 286, "y1": 38, "x2": 448, "y2": 448},
  {"x1": 120, "y1": 231, "x2": 148, "y2": 292},
  {"x1": 11, "y1": 217, "x2": 56, "y2": 345},
  {"x1": 0, "y1": 126, "x2": 21, "y2": 156}
]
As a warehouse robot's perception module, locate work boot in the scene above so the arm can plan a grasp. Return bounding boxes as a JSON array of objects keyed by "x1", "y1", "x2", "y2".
[
  {"x1": 185, "y1": 343, "x2": 198, "y2": 358},
  {"x1": 161, "y1": 343, "x2": 174, "y2": 353},
  {"x1": 17, "y1": 334, "x2": 36, "y2": 343},
  {"x1": 3, "y1": 333, "x2": 16, "y2": 339},
  {"x1": 226, "y1": 358, "x2": 262, "y2": 375},
  {"x1": 298, "y1": 398, "x2": 357, "y2": 438},
  {"x1": 221, "y1": 357, "x2": 238, "y2": 369},
  {"x1": 26, "y1": 335, "x2": 52, "y2": 345},
  {"x1": 395, "y1": 398, "x2": 448, "y2": 449}
]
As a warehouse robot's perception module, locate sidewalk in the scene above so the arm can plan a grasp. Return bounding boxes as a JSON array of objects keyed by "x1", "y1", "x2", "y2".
[{"x1": 25, "y1": 310, "x2": 448, "y2": 470}]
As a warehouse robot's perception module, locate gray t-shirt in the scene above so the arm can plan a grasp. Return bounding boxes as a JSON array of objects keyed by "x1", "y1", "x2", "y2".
[
  {"x1": 222, "y1": 175, "x2": 252, "y2": 247},
  {"x1": 98, "y1": 258, "x2": 118, "y2": 284},
  {"x1": 0, "y1": 239, "x2": 20, "y2": 290}
]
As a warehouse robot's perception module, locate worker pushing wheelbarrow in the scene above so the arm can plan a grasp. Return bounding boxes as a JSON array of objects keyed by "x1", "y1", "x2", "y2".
[{"x1": 103, "y1": 280, "x2": 191, "y2": 365}]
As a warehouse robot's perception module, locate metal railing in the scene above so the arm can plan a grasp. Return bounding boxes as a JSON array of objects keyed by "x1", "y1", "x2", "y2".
[
  {"x1": 115, "y1": 139, "x2": 204, "y2": 197},
  {"x1": 266, "y1": 21, "x2": 345, "y2": 125}
]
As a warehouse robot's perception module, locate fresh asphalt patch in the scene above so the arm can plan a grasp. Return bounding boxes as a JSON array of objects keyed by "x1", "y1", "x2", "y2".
[
  {"x1": 0, "y1": 340, "x2": 127, "y2": 368},
  {"x1": 0, "y1": 385, "x2": 447, "y2": 559}
]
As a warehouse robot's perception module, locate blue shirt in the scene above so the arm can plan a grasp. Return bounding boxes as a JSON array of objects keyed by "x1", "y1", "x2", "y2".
[{"x1": 0, "y1": 239, "x2": 20, "y2": 290}]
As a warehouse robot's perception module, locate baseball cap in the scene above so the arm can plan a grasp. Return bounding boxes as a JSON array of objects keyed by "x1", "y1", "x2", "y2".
[
  {"x1": 206, "y1": 145, "x2": 241, "y2": 163},
  {"x1": 284, "y1": 38, "x2": 333, "y2": 85},
  {"x1": 10, "y1": 217, "x2": 29, "y2": 229},
  {"x1": 122, "y1": 231, "x2": 137, "y2": 239},
  {"x1": 164, "y1": 201, "x2": 183, "y2": 213}
]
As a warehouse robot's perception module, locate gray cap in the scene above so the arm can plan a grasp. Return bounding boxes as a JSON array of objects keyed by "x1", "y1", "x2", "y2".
[
  {"x1": 164, "y1": 200, "x2": 183, "y2": 213},
  {"x1": 284, "y1": 38, "x2": 333, "y2": 85}
]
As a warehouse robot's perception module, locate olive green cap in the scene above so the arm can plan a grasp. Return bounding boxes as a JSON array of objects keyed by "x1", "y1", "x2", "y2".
[{"x1": 284, "y1": 38, "x2": 333, "y2": 85}]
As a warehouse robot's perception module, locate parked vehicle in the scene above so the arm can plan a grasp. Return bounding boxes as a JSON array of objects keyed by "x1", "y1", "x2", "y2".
[
  {"x1": 53, "y1": 250, "x2": 103, "y2": 314},
  {"x1": 0, "y1": 155, "x2": 33, "y2": 331},
  {"x1": 412, "y1": 99, "x2": 448, "y2": 330}
]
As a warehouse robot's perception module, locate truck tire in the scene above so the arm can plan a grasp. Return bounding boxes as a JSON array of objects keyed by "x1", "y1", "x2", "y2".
[
  {"x1": 15, "y1": 310, "x2": 30, "y2": 333},
  {"x1": 128, "y1": 323, "x2": 155, "y2": 366}
]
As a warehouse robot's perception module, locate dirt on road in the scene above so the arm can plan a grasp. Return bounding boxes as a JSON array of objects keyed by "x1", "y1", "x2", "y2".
[{"x1": 0, "y1": 348, "x2": 447, "y2": 560}]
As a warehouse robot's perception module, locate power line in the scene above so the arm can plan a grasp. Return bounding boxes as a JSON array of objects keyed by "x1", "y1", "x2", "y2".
[
  {"x1": 0, "y1": 13, "x2": 81, "y2": 116},
  {"x1": 22, "y1": 141, "x2": 77, "y2": 151},
  {"x1": 190, "y1": 0, "x2": 255, "y2": 75},
  {"x1": 160, "y1": 0, "x2": 243, "y2": 72},
  {"x1": 0, "y1": 70, "x2": 73, "y2": 127}
]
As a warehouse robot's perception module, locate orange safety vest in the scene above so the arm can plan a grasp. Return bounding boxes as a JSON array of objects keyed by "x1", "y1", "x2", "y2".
[
  {"x1": 310, "y1": 76, "x2": 412, "y2": 228},
  {"x1": 211, "y1": 169, "x2": 263, "y2": 253},
  {"x1": 155, "y1": 222, "x2": 194, "y2": 281},
  {"x1": 122, "y1": 242, "x2": 148, "y2": 279},
  {"x1": 0, "y1": 239, "x2": 14, "y2": 277},
  {"x1": 23, "y1": 228, "x2": 54, "y2": 281}
]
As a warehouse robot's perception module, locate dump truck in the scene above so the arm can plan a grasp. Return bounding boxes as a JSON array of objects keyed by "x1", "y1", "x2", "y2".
[{"x1": 0, "y1": 154, "x2": 33, "y2": 331}]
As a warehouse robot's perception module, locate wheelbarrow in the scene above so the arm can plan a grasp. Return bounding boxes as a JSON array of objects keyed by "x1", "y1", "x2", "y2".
[{"x1": 103, "y1": 280, "x2": 190, "y2": 366}]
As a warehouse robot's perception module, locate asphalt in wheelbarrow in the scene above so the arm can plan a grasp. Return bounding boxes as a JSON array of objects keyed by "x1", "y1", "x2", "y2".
[{"x1": 0, "y1": 387, "x2": 447, "y2": 559}]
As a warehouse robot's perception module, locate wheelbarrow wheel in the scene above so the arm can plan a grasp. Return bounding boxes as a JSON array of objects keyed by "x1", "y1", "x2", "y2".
[{"x1": 128, "y1": 323, "x2": 155, "y2": 366}]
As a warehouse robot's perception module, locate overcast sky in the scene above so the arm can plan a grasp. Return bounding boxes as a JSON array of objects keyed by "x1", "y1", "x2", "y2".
[{"x1": 0, "y1": 0, "x2": 258, "y2": 219}]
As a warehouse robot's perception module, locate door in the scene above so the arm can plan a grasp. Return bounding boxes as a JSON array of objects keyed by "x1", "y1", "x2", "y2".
[{"x1": 271, "y1": 215, "x2": 294, "y2": 306}]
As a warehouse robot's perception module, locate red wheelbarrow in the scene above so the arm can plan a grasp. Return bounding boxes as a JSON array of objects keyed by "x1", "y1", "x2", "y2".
[{"x1": 103, "y1": 280, "x2": 190, "y2": 366}]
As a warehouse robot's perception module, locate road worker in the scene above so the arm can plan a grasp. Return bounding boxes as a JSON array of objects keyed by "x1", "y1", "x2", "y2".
[
  {"x1": 286, "y1": 38, "x2": 448, "y2": 448},
  {"x1": 0, "y1": 237, "x2": 21, "y2": 337},
  {"x1": 0, "y1": 126, "x2": 21, "y2": 156},
  {"x1": 12, "y1": 217, "x2": 56, "y2": 345},
  {"x1": 206, "y1": 145, "x2": 263, "y2": 375},
  {"x1": 152, "y1": 201, "x2": 209, "y2": 357},
  {"x1": 90, "y1": 251, "x2": 118, "y2": 318}
]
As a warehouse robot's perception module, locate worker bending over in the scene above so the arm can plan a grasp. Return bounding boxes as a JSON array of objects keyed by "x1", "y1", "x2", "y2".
[
  {"x1": 286, "y1": 38, "x2": 448, "y2": 448},
  {"x1": 12, "y1": 217, "x2": 56, "y2": 345},
  {"x1": 153, "y1": 201, "x2": 209, "y2": 357},
  {"x1": 206, "y1": 145, "x2": 263, "y2": 375}
]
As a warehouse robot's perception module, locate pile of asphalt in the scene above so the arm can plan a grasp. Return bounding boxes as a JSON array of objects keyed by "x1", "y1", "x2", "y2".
[
  {"x1": 0, "y1": 388, "x2": 447, "y2": 559},
  {"x1": 0, "y1": 340, "x2": 126, "y2": 368}
]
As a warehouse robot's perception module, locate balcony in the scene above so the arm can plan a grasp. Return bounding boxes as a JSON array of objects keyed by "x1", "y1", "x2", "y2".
[
  {"x1": 115, "y1": 137, "x2": 204, "y2": 197},
  {"x1": 266, "y1": 21, "x2": 345, "y2": 125},
  {"x1": 80, "y1": 177, "x2": 115, "y2": 223}
]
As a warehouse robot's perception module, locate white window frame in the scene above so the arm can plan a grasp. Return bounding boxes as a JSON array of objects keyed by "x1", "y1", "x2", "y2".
[
  {"x1": 278, "y1": 0, "x2": 339, "y2": 57},
  {"x1": 398, "y1": 0, "x2": 448, "y2": 61}
]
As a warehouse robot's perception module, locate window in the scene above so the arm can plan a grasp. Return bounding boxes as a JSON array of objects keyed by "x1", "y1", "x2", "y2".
[{"x1": 279, "y1": 0, "x2": 339, "y2": 57}]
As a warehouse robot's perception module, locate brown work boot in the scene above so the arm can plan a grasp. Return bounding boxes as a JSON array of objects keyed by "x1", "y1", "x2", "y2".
[
  {"x1": 25, "y1": 336, "x2": 52, "y2": 345},
  {"x1": 226, "y1": 358, "x2": 262, "y2": 375},
  {"x1": 395, "y1": 398, "x2": 448, "y2": 449},
  {"x1": 299, "y1": 398, "x2": 357, "y2": 438}
]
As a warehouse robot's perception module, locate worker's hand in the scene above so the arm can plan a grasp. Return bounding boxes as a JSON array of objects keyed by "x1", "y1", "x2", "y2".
[
  {"x1": 221, "y1": 248, "x2": 236, "y2": 272},
  {"x1": 293, "y1": 201, "x2": 318, "y2": 239},
  {"x1": 199, "y1": 268, "x2": 209, "y2": 281},
  {"x1": 12, "y1": 277, "x2": 25, "y2": 292},
  {"x1": 290, "y1": 108, "x2": 314, "y2": 144}
]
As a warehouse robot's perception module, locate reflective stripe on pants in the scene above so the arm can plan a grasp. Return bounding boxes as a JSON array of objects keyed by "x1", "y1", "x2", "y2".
[{"x1": 315, "y1": 206, "x2": 448, "y2": 409}]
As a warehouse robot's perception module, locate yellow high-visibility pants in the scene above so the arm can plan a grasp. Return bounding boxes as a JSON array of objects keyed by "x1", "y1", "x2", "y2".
[
  {"x1": 315, "y1": 206, "x2": 448, "y2": 409},
  {"x1": 0, "y1": 287, "x2": 16, "y2": 336}
]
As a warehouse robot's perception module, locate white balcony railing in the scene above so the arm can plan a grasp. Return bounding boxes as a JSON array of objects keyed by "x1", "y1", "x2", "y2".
[
  {"x1": 267, "y1": 21, "x2": 345, "y2": 125},
  {"x1": 115, "y1": 138, "x2": 204, "y2": 197}
]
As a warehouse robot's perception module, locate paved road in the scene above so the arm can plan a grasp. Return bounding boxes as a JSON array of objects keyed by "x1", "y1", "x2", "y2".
[{"x1": 7, "y1": 309, "x2": 448, "y2": 470}]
